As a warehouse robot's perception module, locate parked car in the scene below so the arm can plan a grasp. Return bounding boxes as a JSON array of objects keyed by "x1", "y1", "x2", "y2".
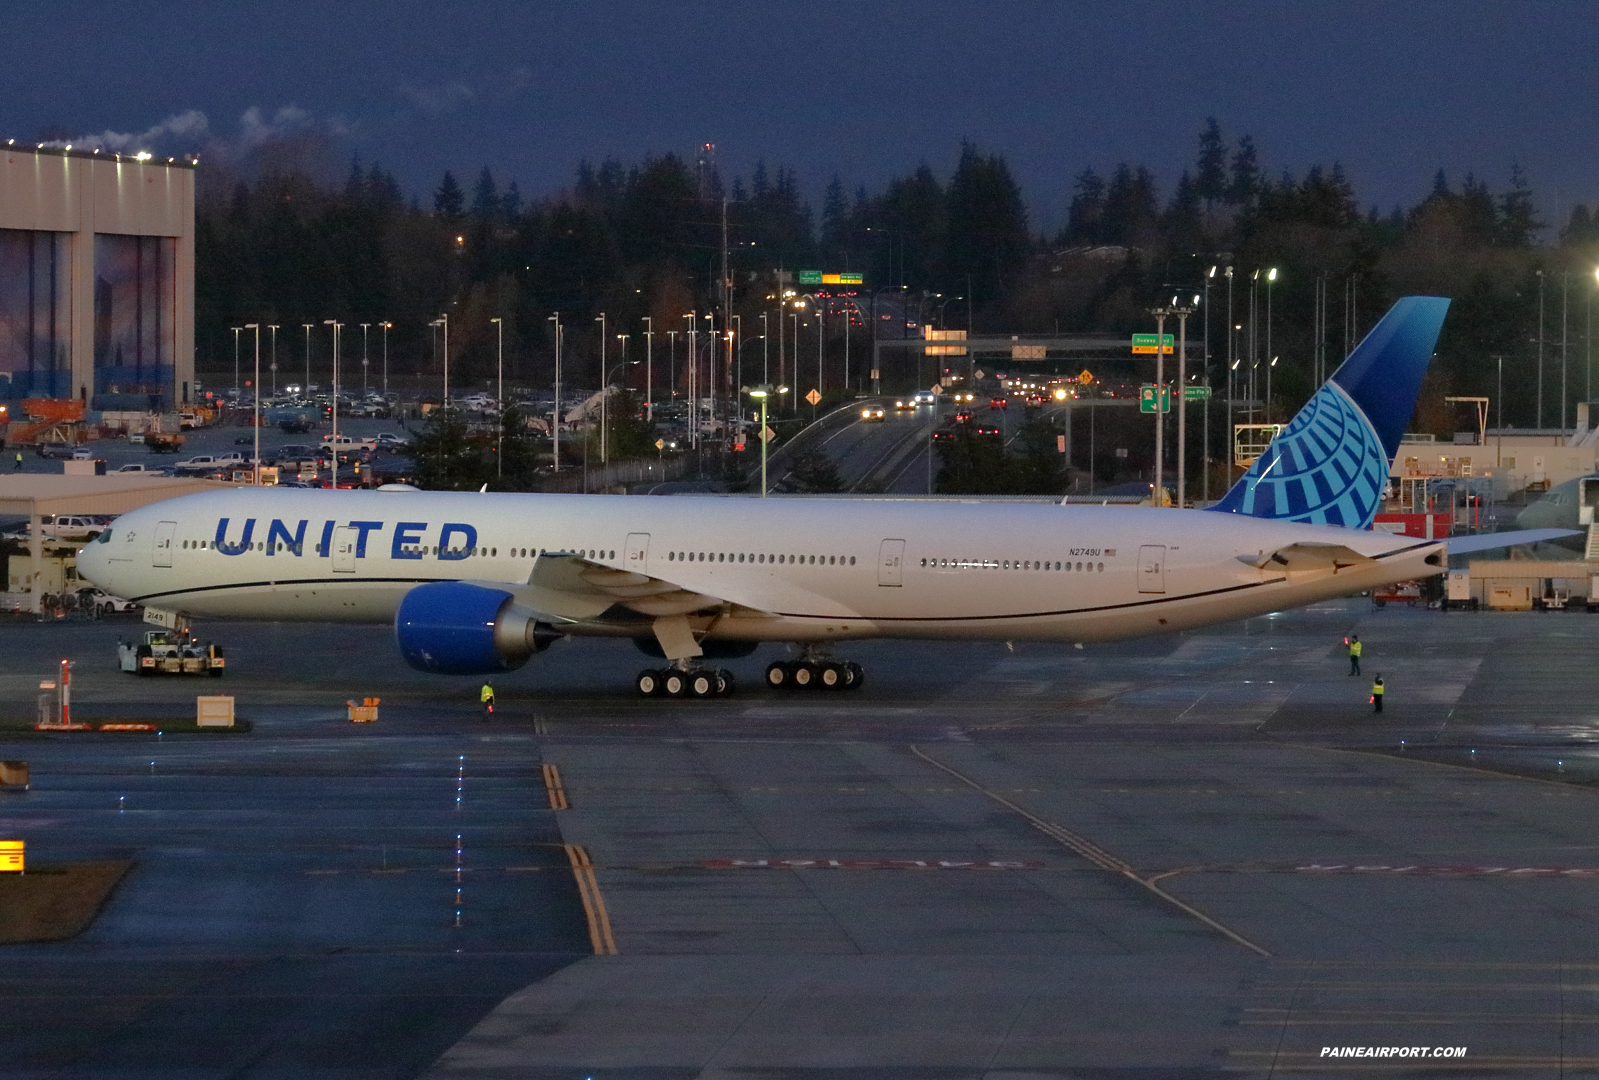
[
  {"x1": 37, "y1": 442, "x2": 75, "y2": 459},
  {"x1": 112, "y1": 463, "x2": 170, "y2": 475},
  {"x1": 77, "y1": 587, "x2": 139, "y2": 617}
]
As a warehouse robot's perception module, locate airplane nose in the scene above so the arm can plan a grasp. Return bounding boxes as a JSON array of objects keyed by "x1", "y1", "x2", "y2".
[{"x1": 77, "y1": 535, "x2": 111, "y2": 590}]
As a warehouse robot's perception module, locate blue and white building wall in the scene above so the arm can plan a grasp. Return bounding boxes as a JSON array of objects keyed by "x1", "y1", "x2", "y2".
[{"x1": 0, "y1": 145, "x2": 194, "y2": 412}]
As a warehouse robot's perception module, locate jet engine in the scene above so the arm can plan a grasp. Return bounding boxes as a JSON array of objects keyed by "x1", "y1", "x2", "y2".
[{"x1": 394, "y1": 582, "x2": 563, "y2": 675}]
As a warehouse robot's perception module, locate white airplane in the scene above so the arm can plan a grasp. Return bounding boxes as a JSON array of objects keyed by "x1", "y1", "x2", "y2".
[{"x1": 77, "y1": 296, "x2": 1566, "y2": 697}]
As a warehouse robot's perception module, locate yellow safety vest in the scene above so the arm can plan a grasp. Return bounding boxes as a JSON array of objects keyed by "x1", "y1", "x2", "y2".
[
  {"x1": 1371, "y1": 682, "x2": 1383, "y2": 696},
  {"x1": 480, "y1": 685, "x2": 494, "y2": 702},
  {"x1": 1349, "y1": 641, "x2": 1363, "y2": 657}
]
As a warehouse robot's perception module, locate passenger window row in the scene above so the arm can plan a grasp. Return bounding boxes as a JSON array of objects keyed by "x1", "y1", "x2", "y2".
[
  {"x1": 668, "y1": 551, "x2": 856, "y2": 567},
  {"x1": 920, "y1": 557, "x2": 1104, "y2": 572}
]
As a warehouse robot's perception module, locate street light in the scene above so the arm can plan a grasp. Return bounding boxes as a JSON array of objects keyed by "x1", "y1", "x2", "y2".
[
  {"x1": 244, "y1": 324, "x2": 261, "y2": 484},
  {"x1": 1263, "y1": 267, "x2": 1277, "y2": 420},
  {"x1": 359, "y1": 323, "x2": 370, "y2": 397},
  {"x1": 594, "y1": 314, "x2": 608, "y2": 463},
  {"x1": 380, "y1": 322, "x2": 392, "y2": 398},
  {"x1": 547, "y1": 313, "x2": 562, "y2": 472},
  {"x1": 324, "y1": 320, "x2": 342, "y2": 488},
  {"x1": 684, "y1": 312, "x2": 697, "y2": 448},
  {"x1": 431, "y1": 313, "x2": 450, "y2": 405},
  {"x1": 746, "y1": 385, "x2": 789, "y2": 497},
  {"x1": 267, "y1": 324, "x2": 279, "y2": 396},
  {"x1": 642, "y1": 316, "x2": 654, "y2": 421},
  {"x1": 302, "y1": 324, "x2": 314, "y2": 393},
  {"x1": 490, "y1": 317, "x2": 504, "y2": 478},
  {"x1": 1149, "y1": 299, "x2": 1194, "y2": 506},
  {"x1": 231, "y1": 327, "x2": 241, "y2": 395}
]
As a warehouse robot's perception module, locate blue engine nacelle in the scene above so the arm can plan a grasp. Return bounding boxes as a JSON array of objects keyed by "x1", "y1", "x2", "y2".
[{"x1": 394, "y1": 582, "x2": 563, "y2": 675}]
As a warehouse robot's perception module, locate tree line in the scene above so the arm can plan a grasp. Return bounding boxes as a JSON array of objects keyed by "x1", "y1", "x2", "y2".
[{"x1": 197, "y1": 119, "x2": 1599, "y2": 440}]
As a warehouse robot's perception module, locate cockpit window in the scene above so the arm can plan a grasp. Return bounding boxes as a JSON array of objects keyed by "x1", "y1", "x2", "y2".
[{"x1": 95, "y1": 528, "x2": 112, "y2": 544}]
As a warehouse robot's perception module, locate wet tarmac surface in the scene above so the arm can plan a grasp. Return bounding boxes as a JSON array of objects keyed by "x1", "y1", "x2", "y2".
[{"x1": 6, "y1": 598, "x2": 1599, "y2": 1076}]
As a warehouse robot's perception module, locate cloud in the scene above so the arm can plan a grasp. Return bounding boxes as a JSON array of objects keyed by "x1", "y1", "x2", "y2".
[
  {"x1": 395, "y1": 66, "x2": 533, "y2": 119},
  {"x1": 45, "y1": 109, "x2": 210, "y2": 153},
  {"x1": 397, "y1": 81, "x2": 475, "y2": 117}
]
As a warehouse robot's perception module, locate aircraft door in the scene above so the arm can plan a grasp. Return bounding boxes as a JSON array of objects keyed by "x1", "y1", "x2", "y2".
[
  {"x1": 625, "y1": 532, "x2": 650, "y2": 572},
  {"x1": 1138, "y1": 544, "x2": 1166, "y2": 594},
  {"x1": 878, "y1": 539, "x2": 905, "y2": 587},
  {"x1": 331, "y1": 526, "x2": 357, "y2": 573},
  {"x1": 153, "y1": 521, "x2": 176, "y2": 567},
  {"x1": 1582, "y1": 478, "x2": 1599, "y2": 526}
]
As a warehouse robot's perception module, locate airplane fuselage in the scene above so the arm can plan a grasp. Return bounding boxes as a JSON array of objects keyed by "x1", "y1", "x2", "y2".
[{"x1": 80, "y1": 488, "x2": 1443, "y2": 647}]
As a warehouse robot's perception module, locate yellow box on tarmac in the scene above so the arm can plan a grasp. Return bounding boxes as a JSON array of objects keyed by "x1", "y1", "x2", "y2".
[
  {"x1": 0, "y1": 840, "x2": 23, "y2": 872},
  {"x1": 196, "y1": 696, "x2": 235, "y2": 727}
]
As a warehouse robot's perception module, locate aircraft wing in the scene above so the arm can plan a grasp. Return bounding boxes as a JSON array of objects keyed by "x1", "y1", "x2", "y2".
[
  {"x1": 465, "y1": 550, "x2": 763, "y2": 660},
  {"x1": 1444, "y1": 528, "x2": 1582, "y2": 555}
]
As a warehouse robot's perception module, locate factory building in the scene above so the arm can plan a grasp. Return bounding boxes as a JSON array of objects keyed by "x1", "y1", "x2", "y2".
[{"x1": 0, "y1": 143, "x2": 194, "y2": 413}]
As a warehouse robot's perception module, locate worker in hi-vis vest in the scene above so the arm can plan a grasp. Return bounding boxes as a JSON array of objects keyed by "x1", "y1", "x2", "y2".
[
  {"x1": 1371, "y1": 675, "x2": 1384, "y2": 714},
  {"x1": 1346, "y1": 634, "x2": 1362, "y2": 676},
  {"x1": 480, "y1": 682, "x2": 495, "y2": 717}
]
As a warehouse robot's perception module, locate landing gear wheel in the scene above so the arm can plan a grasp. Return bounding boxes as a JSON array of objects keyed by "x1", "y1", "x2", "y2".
[
  {"x1": 791, "y1": 662, "x2": 817, "y2": 689},
  {"x1": 715, "y1": 669, "x2": 736, "y2": 696},
  {"x1": 663, "y1": 671, "x2": 688, "y2": 697},
  {"x1": 766, "y1": 661, "x2": 791, "y2": 689},
  {"x1": 689, "y1": 671, "x2": 717, "y2": 698},
  {"x1": 843, "y1": 661, "x2": 864, "y2": 690},
  {"x1": 636, "y1": 669, "x2": 663, "y2": 696},
  {"x1": 818, "y1": 662, "x2": 844, "y2": 689}
]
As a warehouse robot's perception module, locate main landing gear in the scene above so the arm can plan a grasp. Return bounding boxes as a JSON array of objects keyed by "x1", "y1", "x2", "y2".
[
  {"x1": 764, "y1": 656, "x2": 864, "y2": 692},
  {"x1": 635, "y1": 664, "x2": 737, "y2": 698}
]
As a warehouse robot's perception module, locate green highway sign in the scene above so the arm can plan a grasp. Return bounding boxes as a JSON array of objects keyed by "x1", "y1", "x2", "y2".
[
  {"x1": 798, "y1": 270, "x2": 822, "y2": 284},
  {"x1": 1131, "y1": 333, "x2": 1174, "y2": 355},
  {"x1": 1139, "y1": 385, "x2": 1171, "y2": 413},
  {"x1": 1183, "y1": 386, "x2": 1212, "y2": 400},
  {"x1": 798, "y1": 270, "x2": 864, "y2": 286}
]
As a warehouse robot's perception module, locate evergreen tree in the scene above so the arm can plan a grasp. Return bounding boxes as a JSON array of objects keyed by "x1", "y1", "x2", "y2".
[
  {"x1": 1497, "y1": 163, "x2": 1542, "y2": 247},
  {"x1": 944, "y1": 143, "x2": 1029, "y2": 308},
  {"x1": 471, "y1": 167, "x2": 499, "y2": 219},
  {"x1": 1227, "y1": 135, "x2": 1259, "y2": 205},
  {"x1": 409, "y1": 407, "x2": 490, "y2": 490},
  {"x1": 785, "y1": 444, "x2": 844, "y2": 493},
  {"x1": 1195, "y1": 118, "x2": 1228, "y2": 209},
  {"x1": 434, "y1": 171, "x2": 464, "y2": 217}
]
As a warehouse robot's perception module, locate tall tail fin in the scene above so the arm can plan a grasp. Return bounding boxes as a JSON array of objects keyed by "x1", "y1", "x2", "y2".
[{"x1": 1208, "y1": 295, "x2": 1450, "y2": 529}]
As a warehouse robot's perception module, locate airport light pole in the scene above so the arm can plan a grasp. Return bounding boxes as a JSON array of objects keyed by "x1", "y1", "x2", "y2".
[
  {"x1": 1173, "y1": 298, "x2": 1198, "y2": 507},
  {"x1": 760, "y1": 313, "x2": 770, "y2": 387},
  {"x1": 642, "y1": 316, "x2": 653, "y2": 421},
  {"x1": 302, "y1": 324, "x2": 313, "y2": 393},
  {"x1": 684, "y1": 313, "x2": 697, "y2": 449},
  {"x1": 595, "y1": 314, "x2": 608, "y2": 464},
  {"x1": 244, "y1": 324, "x2": 261, "y2": 484},
  {"x1": 267, "y1": 324, "x2": 279, "y2": 397},
  {"x1": 547, "y1": 313, "x2": 562, "y2": 472},
  {"x1": 1264, "y1": 268, "x2": 1278, "y2": 421},
  {"x1": 232, "y1": 327, "x2": 241, "y2": 395},
  {"x1": 324, "y1": 320, "x2": 342, "y2": 488},
  {"x1": 490, "y1": 317, "x2": 503, "y2": 478},
  {"x1": 380, "y1": 322, "x2": 391, "y2": 398},
  {"x1": 433, "y1": 313, "x2": 450, "y2": 405},
  {"x1": 360, "y1": 323, "x2": 370, "y2": 397}
]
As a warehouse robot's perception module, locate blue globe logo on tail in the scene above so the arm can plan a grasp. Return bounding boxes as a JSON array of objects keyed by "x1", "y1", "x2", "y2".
[{"x1": 1209, "y1": 295, "x2": 1450, "y2": 530}]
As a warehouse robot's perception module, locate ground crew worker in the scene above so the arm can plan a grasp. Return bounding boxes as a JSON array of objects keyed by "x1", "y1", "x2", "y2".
[
  {"x1": 12, "y1": 451, "x2": 21, "y2": 471},
  {"x1": 1371, "y1": 675, "x2": 1384, "y2": 714},
  {"x1": 480, "y1": 682, "x2": 495, "y2": 717},
  {"x1": 1347, "y1": 634, "x2": 1362, "y2": 676}
]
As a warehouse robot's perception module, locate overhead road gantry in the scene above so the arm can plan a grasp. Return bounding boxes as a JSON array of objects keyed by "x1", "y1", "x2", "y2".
[
  {"x1": 871, "y1": 334, "x2": 1130, "y2": 392},
  {"x1": 0, "y1": 474, "x2": 225, "y2": 613}
]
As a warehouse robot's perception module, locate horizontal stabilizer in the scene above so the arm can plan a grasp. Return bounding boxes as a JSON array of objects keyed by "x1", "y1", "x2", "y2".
[{"x1": 1445, "y1": 528, "x2": 1582, "y2": 555}]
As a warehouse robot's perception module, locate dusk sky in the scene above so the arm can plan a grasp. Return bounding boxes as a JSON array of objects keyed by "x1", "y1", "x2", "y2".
[{"x1": 9, "y1": 2, "x2": 1599, "y2": 233}]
